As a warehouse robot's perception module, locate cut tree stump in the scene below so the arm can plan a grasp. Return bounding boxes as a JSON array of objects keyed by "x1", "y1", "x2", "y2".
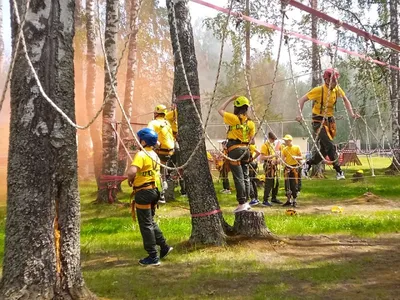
[{"x1": 232, "y1": 211, "x2": 272, "y2": 237}]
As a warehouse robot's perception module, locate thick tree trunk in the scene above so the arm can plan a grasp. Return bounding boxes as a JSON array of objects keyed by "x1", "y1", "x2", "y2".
[
  {"x1": 96, "y1": 0, "x2": 119, "y2": 203},
  {"x1": 167, "y1": 0, "x2": 225, "y2": 245},
  {"x1": 86, "y1": 0, "x2": 102, "y2": 186},
  {"x1": 0, "y1": 0, "x2": 93, "y2": 298},
  {"x1": 75, "y1": 0, "x2": 91, "y2": 179},
  {"x1": 117, "y1": 0, "x2": 141, "y2": 182},
  {"x1": 232, "y1": 211, "x2": 272, "y2": 238},
  {"x1": 389, "y1": 0, "x2": 400, "y2": 170},
  {"x1": 310, "y1": 0, "x2": 324, "y2": 177}
]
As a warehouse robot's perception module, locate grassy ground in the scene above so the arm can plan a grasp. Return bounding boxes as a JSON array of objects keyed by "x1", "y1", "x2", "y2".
[{"x1": 0, "y1": 156, "x2": 399, "y2": 299}]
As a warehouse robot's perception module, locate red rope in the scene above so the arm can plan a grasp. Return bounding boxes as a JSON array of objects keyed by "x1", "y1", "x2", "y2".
[
  {"x1": 190, "y1": 0, "x2": 400, "y2": 71},
  {"x1": 176, "y1": 95, "x2": 201, "y2": 101},
  {"x1": 191, "y1": 209, "x2": 221, "y2": 218},
  {"x1": 99, "y1": 175, "x2": 128, "y2": 203}
]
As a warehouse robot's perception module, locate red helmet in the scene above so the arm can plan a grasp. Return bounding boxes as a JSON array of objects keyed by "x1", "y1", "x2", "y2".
[{"x1": 323, "y1": 68, "x2": 340, "y2": 80}]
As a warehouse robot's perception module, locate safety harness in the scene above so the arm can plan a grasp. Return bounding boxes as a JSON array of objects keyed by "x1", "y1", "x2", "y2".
[{"x1": 312, "y1": 86, "x2": 338, "y2": 140}]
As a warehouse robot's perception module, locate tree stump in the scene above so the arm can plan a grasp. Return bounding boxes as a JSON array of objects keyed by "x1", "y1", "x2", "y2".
[{"x1": 233, "y1": 211, "x2": 272, "y2": 237}]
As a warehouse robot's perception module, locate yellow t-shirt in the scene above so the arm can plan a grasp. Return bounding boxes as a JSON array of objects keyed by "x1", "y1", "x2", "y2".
[
  {"x1": 281, "y1": 145, "x2": 302, "y2": 166},
  {"x1": 165, "y1": 109, "x2": 178, "y2": 135},
  {"x1": 260, "y1": 141, "x2": 275, "y2": 158},
  {"x1": 249, "y1": 144, "x2": 257, "y2": 158},
  {"x1": 148, "y1": 117, "x2": 175, "y2": 150},
  {"x1": 306, "y1": 84, "x2": 345, "y2": 117},
  {"x1": 131, "y1": 147, "x2": 160, "y2": 188},
  {"x1": 207, "y1": 151, "x2": 213, "y2": 161},
  {"x1": 223, "y1": 112, "x2": 255, "y2": 143}
]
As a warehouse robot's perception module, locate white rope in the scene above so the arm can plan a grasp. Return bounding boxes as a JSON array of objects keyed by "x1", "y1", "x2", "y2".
[{"x1": 0, "y1": 0, "x2": 32, "y2": 113}]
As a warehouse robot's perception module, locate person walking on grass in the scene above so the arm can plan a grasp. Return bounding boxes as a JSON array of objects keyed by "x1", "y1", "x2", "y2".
[
  {"x1": 249, "y1": 140, "x2": 261, "y2": 206},
  {"x1": 296, "y1": 68, "x2": 360, "y2": 180},
  {"x1": 218, "y1": 95, "x2": 255, "y2": 213},
  {"x1": 281, "y1": 134, "x2": 303, "y2": 207},
  {"x1": 260, "y1": 132, "x2": 282, "y2": 207},
  {"x1": 127, "y1": 128, "x2": 173, "y2": 267},
  {"x1": 148, "y1": 104, "x2": 175, "y2": 203}
]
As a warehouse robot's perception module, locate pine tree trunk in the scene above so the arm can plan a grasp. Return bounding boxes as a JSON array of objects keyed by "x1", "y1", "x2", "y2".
[
  {"x1": 86, "y1": 0, "x2": 102, "y2": 185},
  {"x1": 0, "y1": 1, "x2": 94, "y2": 298},
  {"x1": 75, "y1": 0, "x2": 91, "y2": 179},
  {"x1": 167, "y1": 0, "x2": 225, "y2": 245},
  {"x1": 117, "y1": 0, "x2": 141, "y2": 182},
  {"x1": 389, "y1": 0, "x2": 400, "y2": 170},
  {"x1": 96, "y1": 0, "x2": 119, "y2": 203},
  {"x1": 233, "y1": 211, "x2": 272, "y2": 238}
]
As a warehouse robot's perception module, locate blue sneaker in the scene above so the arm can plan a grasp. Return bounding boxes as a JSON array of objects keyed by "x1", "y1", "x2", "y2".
[
  {"x1": 249, "y1": 199, "x2": 260, "y2": 206},
  {"x1": 160, "y1": 246, "x2": 173, "y2": 259},
  {"x1": 139, "y1": 256, "x2": 160, "y2": 267},
  {"x1": 261, "y1": 201, "x2": 272, "y2": 207}
]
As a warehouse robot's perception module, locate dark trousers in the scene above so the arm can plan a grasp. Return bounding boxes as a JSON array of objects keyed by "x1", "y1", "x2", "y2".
[
  {"x1": 249, "y1": 161, "x2": 258, "y2": 200},
  {"x1": 228, "y1": 147, "x2": 250, "y2": 204},
  {"x1": 308, "y1": 122, "x2": 341, "y2": 173},
  {"x1": 263, "y1": 164, "x2": 279, "y2": 201},
  {"x1": 220, "y1": 161, "x2": 231, "y2": 190},
  {"x1": 284, "y1": 167, "x2": 299, "y2": 200},
  {"x1": 170, "y1": 149, "x2": 186, "y2": 194},
  {"x1": 135, "y1": 189, "x2": 167, "y2": 258}
]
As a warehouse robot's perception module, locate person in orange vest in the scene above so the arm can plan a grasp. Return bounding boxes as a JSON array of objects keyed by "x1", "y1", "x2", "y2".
[
  {"x1": 281, "y1": 134, "x2": 303, "y2": 207},
  {"x1": 296, "y1": 68, "x2": 360, "y2": 180},
  {"x1": 218, "y1": 95, "x2": 255, "y2": 213},
  {"x1": 148, "y1": 104, "x2": 175, "y2": 203},
  {"x1": 127, "y1": 128, "x2": 172, "y2": 266}
]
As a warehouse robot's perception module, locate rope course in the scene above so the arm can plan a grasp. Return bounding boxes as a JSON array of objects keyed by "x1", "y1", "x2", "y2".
[{"x1": 2, "y1": 0, "x2": 399, "y2": 179}]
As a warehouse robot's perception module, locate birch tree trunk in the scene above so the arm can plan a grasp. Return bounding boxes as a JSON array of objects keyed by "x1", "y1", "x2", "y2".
[
  {"x1": 167, "y1": 0, "x2": 225, "y2": 245},
  {"x1": 75, "y1": 0, "x2": 91, "y2": 179},
  {"x1": 117, "y1": 0, "x2": 141, "y2": 180},
  {"x1": 389, "y1": 0, "x2": 400, "y2": 170},
  {"x1": 96, "y1": 0, "x2": 119, "y2": 203},
  {"x1": 0, "y1": 0, "x2": 93, "y2": 298},
  {"x1": 86, "y1": 0, "x2": 102, "y2": 185}
]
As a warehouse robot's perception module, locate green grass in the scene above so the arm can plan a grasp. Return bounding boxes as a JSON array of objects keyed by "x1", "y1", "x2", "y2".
[{"x1": 0, "y1": 161, "x2": 399, "y2": 299}]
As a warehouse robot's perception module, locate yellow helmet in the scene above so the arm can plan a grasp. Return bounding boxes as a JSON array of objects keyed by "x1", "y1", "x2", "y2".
[
  {"x1": 285, "y1": 209, "x2": 297, "y2": 216},
  {"x1": 154, "y1": 104, "x2": 167, "y2": 115},
  {"x1": 283, "y1": 134, "x2": 293, "y2": 141},
  {"x1": 357, "y1": 170, "x2": 364, "y2": 174},
  {"x1": 234, "y1": 96, "x2": 250, "y2": 107}
]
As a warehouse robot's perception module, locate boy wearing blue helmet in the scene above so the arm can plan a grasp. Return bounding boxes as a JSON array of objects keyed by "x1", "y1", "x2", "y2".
[{"x1": 127, "y1": 128, "x2": 173, "y2": 266}]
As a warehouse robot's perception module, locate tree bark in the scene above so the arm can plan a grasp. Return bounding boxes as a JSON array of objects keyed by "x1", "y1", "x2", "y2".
[
  {"x1": 86, "y1": 0, "x2": 102, "y2": 185},
  {"x1": 0, "y1": 0, "x2": 94, "y2": 298},
  {"x1": 245, "y1": 0, "x2": 251, "y2": 96},
  {"x1": 389, "y1": 0, "x2": 400, "y2": 170},
  {"x1": 232, "y1": 211, "x2": 272, "y2": 238},
  {"x1": 167, "y1": 0, "x2": 225, "y2": 245},
  {"x1": 96, "y1": 0, "x2": 119, "y2": 203},
  {"x1": 75, "y1": 0, "x2": 91, "y2": 179},
  {"x1": 117, "y1": 0, "x2": 141, "y2": 181}
]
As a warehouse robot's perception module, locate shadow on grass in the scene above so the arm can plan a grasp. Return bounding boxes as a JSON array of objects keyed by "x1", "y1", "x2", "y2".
[{"x1": 82, "y1": 234, "x2": 400, "y2": 300}]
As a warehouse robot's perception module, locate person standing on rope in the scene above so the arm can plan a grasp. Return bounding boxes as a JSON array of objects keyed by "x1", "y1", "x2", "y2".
[
  {"x1": 249, "y1": 140, "x2": 261, "y2": 206},
  {"x1": 260, "y1": 132, "x2": 282, "y2": 207},
  {"x1": 127, "y1": 128, "x2": 173, "y2": 267},
  {"x1": 281, "y1": 135, "x2": 303, "y2": 207},
  {"x1": 148, "y1": 104, "x2": 175, "y2": 203},
  {"x1": 218, "y1": 95, "x2": 255, "y2": 213},
  {"x1": 165, "y1": 104, "x2": 186, "y2": 197},
  {"x1": 295, "y1": 68, "x2": 360, "y2": 180}
]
